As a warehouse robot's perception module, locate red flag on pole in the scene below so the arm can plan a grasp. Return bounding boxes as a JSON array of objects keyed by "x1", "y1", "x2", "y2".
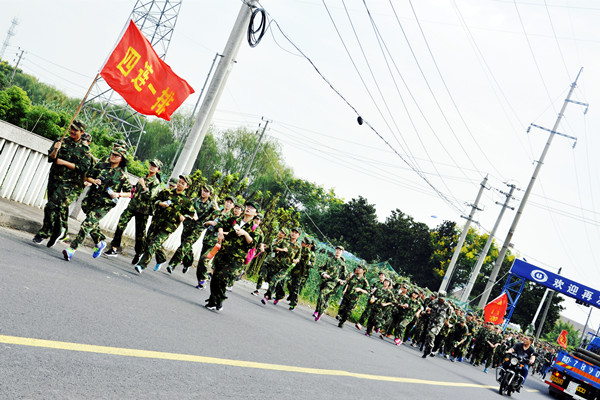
[
  {"x1": 557, "y1": 330, "x2": 568, "y2": 349},
  {"x1": 484, "y1": 292, "x2": 508, "y2": 325},
  {"x1": 100, "y1": 20, "x2": 194, "y2": 121}
]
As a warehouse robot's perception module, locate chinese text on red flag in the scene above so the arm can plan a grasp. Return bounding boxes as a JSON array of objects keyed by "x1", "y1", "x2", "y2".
[{"x1": 484, "y1": 292, "x2": 508, "y2": 325}]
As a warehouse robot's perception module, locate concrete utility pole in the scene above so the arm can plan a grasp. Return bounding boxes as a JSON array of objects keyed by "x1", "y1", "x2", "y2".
[
  {"x1": 478, "y1": 69, "x2": 585, "y2": 309},
  {"x1": 460, "y1": 184, "x2": 515, "y2": 303},
  {"x1": 535, "y1": 267, "x2": 562, "y2": 341},
  {"x1": 9, "y1": 48, "x2": 24, "y2": 84},
  {"x1": 241, "y1": 117, "x2": 270, "y2": 182},
  {"x1": 171, "y1": 0, "x2": 258, "y2": 178},
  {"x1": 439, "y1": 175, "x2": 488, "y2": 293}
]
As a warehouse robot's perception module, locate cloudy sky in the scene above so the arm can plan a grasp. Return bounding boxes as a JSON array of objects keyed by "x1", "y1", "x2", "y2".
[{"x1": 2, "y1": 0, "x2": 600, "y2": 331}]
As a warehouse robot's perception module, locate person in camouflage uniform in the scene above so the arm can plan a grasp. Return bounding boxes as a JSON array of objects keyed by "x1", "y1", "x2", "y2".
[
  {"x1": 313, "y1": 245, "x2": 347, "y2": 321},
  {"x1": 337, "y1": 264, "x2": 370, "y2": 328},
  {"x1": 166, "y1": 184, "x2": 216, "y2": 275},
  {"x1": 261, "y1": 227, "x2": 301, "y2": 305},
  {"x1": 448, "y1": 317, "x2": 470, "y2": 361},
  {"x1": 286, "y1": 236, "x2": 316, "y2": 310},
  {"x1": 63, "y1": 145, "x2": 132, "y2": 261},
  {"x1": 197, "y1": 195, "x2": 235, "y2": 289},
  {"x1": 434, "y1": 303, "x2": 456, "y2": 357},
  {"x1": 365, "y1": 278, "x2": 396, "y2": 336},
  {"x1": 392, "y1": 288, "x2": 422, "y2": 345},
  {"x1": 205, "y1": 202, "x2": 261, "y2": 311},
  {"x1": 355, "y1": 272, "x2": 386, "y2": 330},
  {"x1": 104, "y1": 158, "x2": 163, "y2": 264},
  {"x1": 228, "y1": 212, "x2": 264, "y2": 287},
  {"x1": 34, "y1": 120, "x2": 92, "y2": 247},
  {"x1": 257, "y1": 228, "x2": 289, "y2": 298},
  {"x1": 481, "y1": 325, "x2": 503, "y2": 373},
  {"x1": 422, "y1": 290, "x2": 453, "y2": 358},
  {"x1": 134, "y1": 175, "x2": 195, "y2": 273},
  {"x1": 412, "y1": 292, "x2": 437, "y2": 349}
]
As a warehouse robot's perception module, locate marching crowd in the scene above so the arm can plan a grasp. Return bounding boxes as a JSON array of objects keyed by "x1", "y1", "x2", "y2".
[{"x1": 32, "y1": 120, "x2": 563, "y2": 376}]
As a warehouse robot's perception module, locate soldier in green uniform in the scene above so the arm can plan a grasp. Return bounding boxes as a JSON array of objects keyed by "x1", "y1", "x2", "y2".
[
  {"x1": 286, "y1": 237, "x2": 316, "y2": 310},
  {"x1": 63, "y1": 145, "x2": 131, "y2": 261},
  {"x1": 228, "y1": 211, "x2": 264, "y2": 287},
  {"x1": 261, "y1": 227, "x2": 301, "y2": 305},
  {"x1": 205, "y1": 202, "x2": 261, "y2": 311},
  {"x1": 259, "y1": 228, "x2": 290, "y2": 302},
  {"x1": 482, "y1": 325, "x2": 503, "y2": 373},
  {"x1": 355, "y1": 272, "x2": 386, "y2": 331},
  {"x1": 365, "y1": 278, "x2": 396, "y2": 336},
  {"x1": 104, "y1": 159, "x2": 163, "y2": 264},
  {"x1": 196, "y1": 195, "x2": 235, "y2": 289},
  {"x1": 422, "y1": 290, "x2": 453, "y2": 358},
  {"x1": 33, "y1": 120, "x2": 92, "y2": 247},
  {"x1": 166, "y1": 184, "x2": 216, "y2": 274},
  {"x1": 337, "y1": 264, "x2": 369, "y2": 328},
  {"x1": 413, "y1": 291, "x2": 437, "y2": 349},
  {"x1": 392, "y1": 288, "x2": 422, "y2": 345},
  {"x1": 134, "y1": 175, "x2": 195, "y2": 273},
  {"x1": 313, "y1": 245, "x2": 347, "y2": 321},
  {"x1": 448, "y1": 317, "x2": 470, "y2": 361}
]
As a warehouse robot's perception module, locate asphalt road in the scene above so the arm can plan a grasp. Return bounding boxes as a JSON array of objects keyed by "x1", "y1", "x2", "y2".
[{"x1": 0, "y1": 226, "x2": 553, "y2": 399}]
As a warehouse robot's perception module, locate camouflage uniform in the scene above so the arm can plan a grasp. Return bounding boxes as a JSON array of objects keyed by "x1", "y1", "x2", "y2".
[
  {"x1": 392, "y1": 295, "x2": 422, "y2": 342},
  {"x1": 37, "y1": 136, "x2": 91, "y2": 239},
  {"x1": 337, "y1": 274, "x2": 370, "y2": 325},
  {"x1": 448, "y1": 320, "x2": 470, "y2": 359},
  {"x1": 357, "y1": 278, "x2": 385, "y2": 326},
  {"x1": 70, "y1": 161, "x2": 131, "y2": 250},
  {"x1": 287, "y1": 244, "x2": 316, "y2": 308},
  {"x1": 366, "y1": 286, "x2": 397, "y2": 335},
  {"x1": 206, "y1": 214, "x2": 262, "y2": 307},
  {"x1": 138, "y1": 187, "x2": 194, "y2": 269},
  {"x1": 168, "y1": 196, "x2": 216, "y2": 272},
  {"x1": 199, "y1": 208, "x2": 231, "y2": 279},
  {"x1": 314, "y1": 254, "x2": 347, "y2": 315},
  {"x1": 110, "y1": 171, "x2": 161, "y2": 256},
  {"x1": 413, "y1": 296, "x2": 435, "y2": 347},
  {"x1": 265, "y1": 239, "x2": 301, "y2": 301},
  {"x1": 259, "y1": 236, "x2": 289, "y2": 297},
  {"x1": 422, "y1": 299, "x2": 453, "y2": 356}
]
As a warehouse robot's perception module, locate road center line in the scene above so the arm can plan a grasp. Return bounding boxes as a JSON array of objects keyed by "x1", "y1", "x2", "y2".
[{"x1": 1, "y1": 334, "x2": 499, "y2": 388}]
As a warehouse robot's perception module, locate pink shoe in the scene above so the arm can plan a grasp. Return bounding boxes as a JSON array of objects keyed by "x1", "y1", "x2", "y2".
[
  {"x1": 394, "y1": 338, "x2": 402, "y2": 346},
  {"x1": 355, "y1": 323, "x2": 362, "y2": 331},
  {"x1": 315, "y1": 313, "x2": 322, "y2": 321},
  {"x1": 273, "y1": 299, "x2": 279, "y2": 305}
]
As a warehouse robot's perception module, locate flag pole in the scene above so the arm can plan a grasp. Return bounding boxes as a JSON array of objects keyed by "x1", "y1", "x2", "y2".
[{"x1": 49, "y1": 72, "x2": 100, "y2": 159}]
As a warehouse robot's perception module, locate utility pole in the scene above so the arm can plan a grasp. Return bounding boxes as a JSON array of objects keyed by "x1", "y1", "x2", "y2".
[
  {"x1": 534, "y1": 267, "x2": 561, "y2": 341},
  {"x1": 172, "y1": 0, "x2": 258, "y2": 178},
  {"x1": 439, "y1": 175, "x2": 488, "y2": 293},
  {"x1": 460, "y1": 184, "x2": 515, "y2": 303},
  {"x1": 9, "y1": 48, "x2": 24, "y2": 84},
  {"x1": 170, "y1": 52, "x2": 222, "y2": 170},
  {"x1": 478, "y1": 69, "x2": 586, "y2": 308},
  {"x1": 242, "y1": 117, "x2": 270, "y2": 182}
]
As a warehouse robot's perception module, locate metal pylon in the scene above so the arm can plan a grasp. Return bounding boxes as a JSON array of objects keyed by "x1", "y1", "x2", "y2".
[{"x1": 82, "y1": 0, "x2": 182, "y2": 148}]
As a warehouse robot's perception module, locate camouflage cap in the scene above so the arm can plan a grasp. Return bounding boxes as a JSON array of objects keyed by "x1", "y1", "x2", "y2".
[
  {"x1": 335, "y1": 245, "x2": 344, "y2": 251},
  {"x1": 81, "y1": 132, "x2": 92, "y2": 143},
  {"x1": 71, "y1": 120, "x2": 86, "y2": 131},
  {"x1": 150, "y1": 159, "x2": 163, "y2": 169},
  {"x1": 201, "y1": 184, "x2": 214, "y2": 193},
  {"x1": 280, "y1": 227, "x2": 290, "y2": 235},
  {"x1": 179, "y1": 175, "x2": 191, "y2": 186},
  {"x1": 111, "y1": 147, "x2": 127, "y2": 157},
  {"x1": 437, "y1": 290, "x2": 447, "y2": 299},
  {"x1": 291, "y1": 226, "x2": 302, "y2": 233},
  {"x1": 224, "y1": 195, "x2": 235, "y2": 202},
  {"x1": 113, "y1": 139, "x2": 128, "y2": 149},
  {"x1": 245, "y1": 201, "x2": 260, "y2": 212}
]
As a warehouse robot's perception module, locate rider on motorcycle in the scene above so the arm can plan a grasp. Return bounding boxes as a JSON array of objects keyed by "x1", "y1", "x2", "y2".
[{"x1": 502, "y1": 335, "x2": 536, "y2": 392}]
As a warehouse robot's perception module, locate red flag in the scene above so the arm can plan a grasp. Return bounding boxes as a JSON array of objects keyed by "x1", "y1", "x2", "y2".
[
  {"x1": 100, "y1": 20, "x2": 194, "y2": 121},
  {"x1": 484, "y1": 292, "x2": 508, "y2": 325},
  {"x1": 557, "y1": 330, "x2": 568, "y2": 349}
]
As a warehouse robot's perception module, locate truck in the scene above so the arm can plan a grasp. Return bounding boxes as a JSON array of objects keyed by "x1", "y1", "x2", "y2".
[{"x1": 546, "y1": 334, "x2": 600, "y2": 399}]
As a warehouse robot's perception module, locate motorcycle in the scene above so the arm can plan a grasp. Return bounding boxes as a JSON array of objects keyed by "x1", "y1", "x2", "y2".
[{"x1": 496, "y1": 354, "x2": 528, "y2": 396}]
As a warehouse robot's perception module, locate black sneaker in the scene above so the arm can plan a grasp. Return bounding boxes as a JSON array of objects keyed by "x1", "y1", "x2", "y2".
[
  {"x1": 32, "y1": 234, "x2": 44, "y2": 244},
  {"x1": 104, "y1": 248, "x2": 118, "y2": 257},
  {"x1": 251, "y1": 290, "x2": 259, "y2": 296},
  {"x1": 205, "y1": 303, "x2": 217, "y2": 310},
  {"x1": 216, "y1": 303, "x2": 223, "y2": 311},
  {"x1": 166, "y1": 265, "x2": 173, "y2": 274},
  {"x1": 182, "y1": 266, "x2": 188, "y2": 274},
  {"x1": 131, "y1": 253, "x2": 141, "y2": 265}
]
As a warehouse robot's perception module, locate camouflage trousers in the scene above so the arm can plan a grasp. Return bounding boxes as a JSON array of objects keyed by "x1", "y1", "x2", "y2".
[
  {"x1": 337, "y1": 295, "x2": 360, "y2": 324},
  {"x1": 424, "y1": 320, "x2": 445, "y2": 352},
  {"x1": 287, "y1": 273, "x2": 308, "y2": 307},
  {"x1": 367, "y1": 305, "x2": 393, "y2": 334},
  {"x1": 393, "y1": 317, "x2": 413, "y2": 340},
  {"x1": 110, "y1": 206, "x2": 149, "y2": 256},
  {"x1": 315, "y1": 280, "x2": 337, "y2": 315},
  {"x1": 169, "y1": 223, "x2": 203, "y2": 269},
  {"x1": 38, "y1": 180, "x2": 75, "y2": 238},
  {"x1": 207, "y1": 252, "x2": 244, "y2": 306},
  {"x1": 139, "y1": 225, "x2": 173, "y2": 268},
  {"x1": 70, "y1": 204, "x2": 113, "y2": 250},
  {"x1": 358, "y1": 301, "x2": 375, "y2": 326},
  {"x1": 264, "y1": 266, "x2": 288, "y2": 300},
  {"x1": 198, "y1": 232, "x2": 219, "y2": 281}
]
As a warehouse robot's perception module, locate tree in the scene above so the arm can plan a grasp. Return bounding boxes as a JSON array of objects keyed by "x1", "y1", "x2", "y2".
[
  {"x1": 542, "y1": 320, "x2": 580, "y2": 350},
  {"x1": 0, "y1": 85, "x2": 31, "y2": 126}
]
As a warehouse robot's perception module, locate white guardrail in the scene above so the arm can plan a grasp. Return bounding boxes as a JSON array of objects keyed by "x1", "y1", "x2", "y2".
[{"x1": 0, "y1": 120, "x2": 205, "y2": 255}]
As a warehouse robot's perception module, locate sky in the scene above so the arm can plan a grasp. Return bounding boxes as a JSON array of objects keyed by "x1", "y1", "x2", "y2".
[{"x1": 2, "y1": 0, "x2": 600, "y2": 332}]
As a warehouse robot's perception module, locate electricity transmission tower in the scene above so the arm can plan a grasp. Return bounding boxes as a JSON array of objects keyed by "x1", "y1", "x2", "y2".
[
  {"x1": 82, "y1": 0, "x2": 182, "y2": 149},
  {"x1": 0, "y1": 18, "x2": 19, "y2": 60}
]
